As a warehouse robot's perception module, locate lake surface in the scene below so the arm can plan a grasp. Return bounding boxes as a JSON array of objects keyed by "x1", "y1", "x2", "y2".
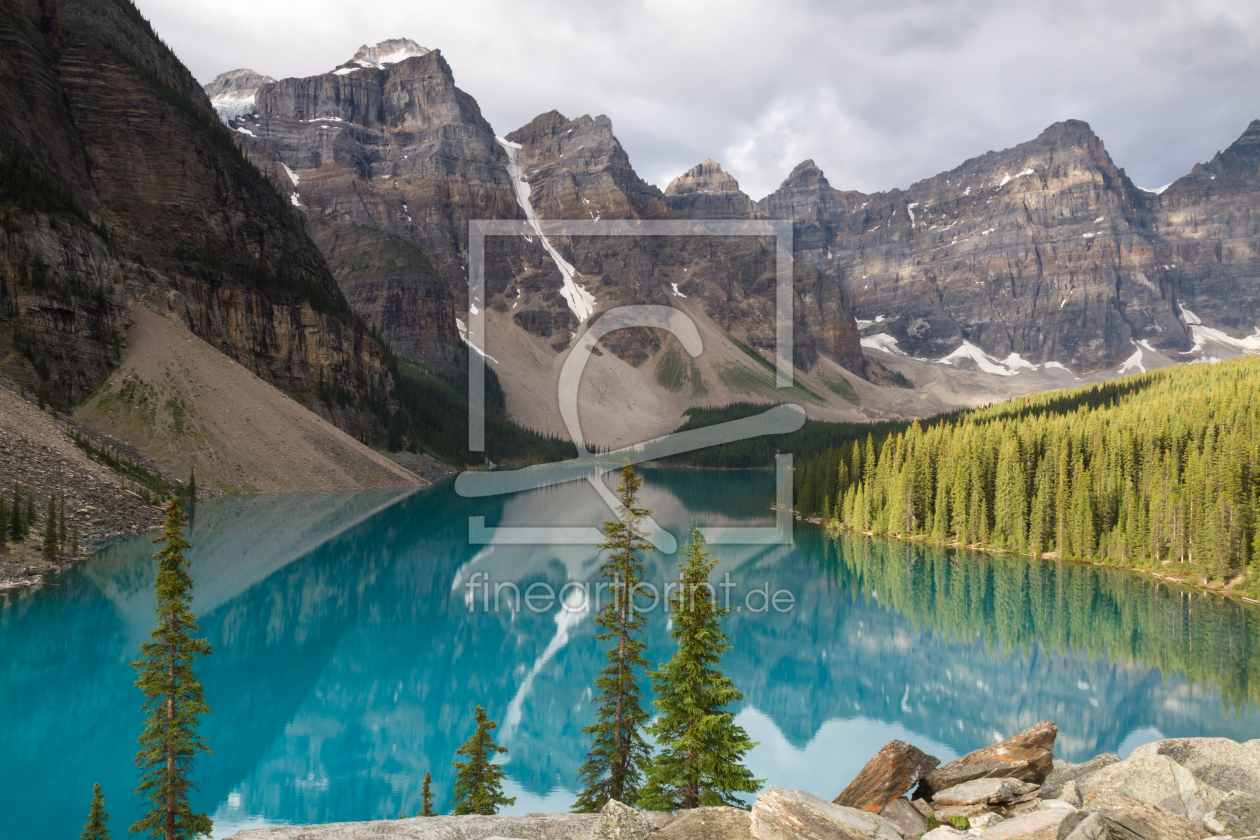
[{"x1": 3, "y1": 468, "x2": 1260, "y2": 838}]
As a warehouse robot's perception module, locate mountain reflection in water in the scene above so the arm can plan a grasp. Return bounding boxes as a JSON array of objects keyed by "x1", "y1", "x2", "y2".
[{"x1": 2, "y1": 469, "x2": 1259, "y2": 839}]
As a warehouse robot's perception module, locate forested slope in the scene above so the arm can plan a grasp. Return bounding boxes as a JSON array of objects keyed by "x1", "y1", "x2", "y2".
[{"x1": 793, "y1": 357, "x2": 1260, "y2": 585}]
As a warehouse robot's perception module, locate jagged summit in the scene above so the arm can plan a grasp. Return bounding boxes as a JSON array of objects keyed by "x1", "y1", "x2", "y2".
[
  {"x1": 205, "y1": 68, "x2": 275, "y2": 122},
  {"x1": 346, "y1": 38, "x2": 429, "y2": 69},
  {"x1": 664, "y1": 159, "x2": 744, "y2": 195},
  {"x1": 664, "y1": 159, "x2": 755, "y2": 218}
]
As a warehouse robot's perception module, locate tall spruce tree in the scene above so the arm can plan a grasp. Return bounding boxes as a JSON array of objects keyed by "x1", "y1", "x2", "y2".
[
  {"x1": 450, "y1": 705, "x2": 514, "y2": 815},
  {"x1": 59, "y1": 492, "x2": 67, "y2": 549},
  {"x1": 0, "y1": 491, "x2": 7, "y2": 550},
  {"x1": 131, "y1": 500, "x2": 213, "y2": 839},
  {"x1": 81, "y1": 782, "x2": 112, "y2": 840},
  {"x1": 42, "y1": 491, "x2": 58, "y2": 559},
  {"x1": 573, "y1": 464, "x2": 653, "y2": 812},
  {"x1": 420, "y1": 771, "x2": 436, "y2": 816},
  {"x1": 10, "y1": 483, "x2": 23, "y2": 542},
  {"x1": 638, "y1": 527, "x2": 762, "y2": 811}
]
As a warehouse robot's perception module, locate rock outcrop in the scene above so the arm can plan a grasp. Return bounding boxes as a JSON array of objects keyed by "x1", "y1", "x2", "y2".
[
  {"x1": 834, "y1": 739, "x2": 941, "y2": 811},
  {"x1": 0, "y1": 0, "x2": 393, "y2": 440},
  {"x1": 664, "y1": 159, "x2": 757, "y2": 219},
  {"x1": 924, "y1": 721, "x2": 1059, "y2": 793},
  {"x1": 205, "y1": 68, "x2": 275, "y2": 121}
]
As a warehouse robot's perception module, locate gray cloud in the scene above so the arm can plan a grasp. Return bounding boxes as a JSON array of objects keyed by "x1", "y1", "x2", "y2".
[{"x1": 144, "y1": 0, "x2": 1260, "y2": 199}]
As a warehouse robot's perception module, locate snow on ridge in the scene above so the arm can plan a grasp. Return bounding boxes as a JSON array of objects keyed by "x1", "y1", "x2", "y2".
[
  {"x1": 997, "y1": 168, "x2": 1035, "y2": 188},
  {"x1": 455, "y1": 318, "x2": 499, "y2": 364},
  {"x1": 859, "y1": 333, "x2": 904, "y2": 355},
  {"x1": 1119, "y1": 342, "x2": 1146, "y2": 374},
  {"x1": 281, "y1": 163, "x2": 300, "y2": 186},
  {"x1": 670, "y1": 283, "x2": 687, "y2": 298},
  {"x1": 855, "y1": 315, "x2": 886, "y2": 329},
  {"x1": 210, "y1": 94, "x2": 257, "y2": 123},
  {"x1": 496, "y1": 137, "x2": 596, "y2": 322},
  {"x1": 1177, "y1": 302, "x2": 1260, "y2": 356},
  {"x1": 1141, "y1": 183, "x2": 1172, "y2": 195},
  {"x1": 941, "y1": 341, "x2": 1019, "y2": 376}
]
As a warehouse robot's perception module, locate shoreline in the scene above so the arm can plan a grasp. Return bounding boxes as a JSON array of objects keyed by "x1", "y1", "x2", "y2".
[{"x1": 800, "y1": 514, "x2": 1260, "y2": 606}]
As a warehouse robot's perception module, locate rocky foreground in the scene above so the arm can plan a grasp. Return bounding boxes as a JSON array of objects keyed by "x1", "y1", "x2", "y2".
[{"x1": 228, "y1": 721, "x2": 1260, "y2": 840}]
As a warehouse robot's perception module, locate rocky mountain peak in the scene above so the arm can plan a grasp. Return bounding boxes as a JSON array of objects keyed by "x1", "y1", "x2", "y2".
[
  {"x1": 348, "y1": 38, "x2": 429, "y2": 69},
  {"x1": 504, "y1": 110, "x2": 667, "y2": 219},
  {"x1": 665, "y1": 159, "x2": 743, "y2": 195},
  {"x1": 664, "y1": 159, "x2": 755, "y2": 219},
  {"x1": 205, "y1": 68, "x2": 275, "y2": 122}
]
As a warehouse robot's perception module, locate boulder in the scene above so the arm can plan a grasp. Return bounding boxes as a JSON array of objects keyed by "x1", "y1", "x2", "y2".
[
  {"x1": 1042, "y1": 755, "x2": 1122, "y2": 800},
  {"x1": 642, "y1": 812, "x2": 678, "y2": 830},
  {"x1": 1055, "y1": 782, "x2": 1083, "y2": 809},
  {"x1": 911, "y1": 799, "x2": 936, "y2": 818},
  {"x1": 1082, "y1": 787, "x2": 1210, "y2": 840},
  {"x1": 879, "y1": 798, "x2": 928, "y2": 838},
  {"x1": 592, "y1": 799, "x2": 657, "y2": 840},
  {"x1": 921, "y1": 827, "x2": 965, "y2": 840},
  {"x1": 835, "y1": 741, "x2": 942, "y2": 812},
  {"x1": 751, "y1": 787, "x2": 905, "y2": 840},
  {"x1": 1203, "y1": 791, "x2": 1260, "y2": 837},
  {"x1": 925, "y1": 722, "x2": 1059, "y2": 793},
  {"x1": 972, "y1": 813, "x2": 1008, "y2": 830},
  {"x1": 1040, "y1": 800, "x2": 1079, "y2": 812},
  {"x1": 934, "y1": 779, "x2": 1042, "y2": 806},
  {"x1": 1131, "y1": 739, "x2": 1260, "y2": 799},
  {"x1": 655, "y1": 806, "x2": 753, "y2": 840},
  {"x1": 1078, "y1": 754, "x2": 1223, "y2": 827},
  {"x1": 1062, "y1": 813, "x2": 1107, "y2": 840},
  {"x1": 977, "y1": 808, "x2": 1082, "y2": 840}
]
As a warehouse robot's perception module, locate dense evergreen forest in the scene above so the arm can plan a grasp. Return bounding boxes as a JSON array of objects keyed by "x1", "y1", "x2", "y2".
[
  {"x1": 818, "y1": 531, "x2": 1260, "y2": 710},
  {"x1": 793, "y1": 358, "x2": 1260, "y2": 585}
]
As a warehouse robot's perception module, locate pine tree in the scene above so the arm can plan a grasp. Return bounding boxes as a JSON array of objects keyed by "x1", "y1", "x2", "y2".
[
  {"x1": 25, "y1": 489, "x2": 35, "y2": 529},
  {"x1": 573, "y1": 464, "x2": 653, "y2": 812},
  {"x1": 420, "y1": 771, "x2": 436, "y2": 816},
  {"x1": 80, "y1": 782, "x2": 112, "y2": 840},
  {"x1": 42, "y1": 491, "x2": 58, "y2": 559},
  {"x1": 450, "y1": 705, "x2": 514, "y2": 816},
  {"x1": 0, "y1": 492, "x2": 7, "y2": 551},
  {"x1": 638, "y1": 527, "x2": 762, "y2": 811},
  {"x1": 9, "y1": 483, "x2": 22, "y2": 542},
  {"x1": 59, "y1": 493, "x2": 67, "y2": 549},
  {"x1": 187, "y1": 468, "x2": 197, "y2": 503},
  {"x1": 131, "y1": 500, "x2": 213, "y2": 840},
  {"x1": 72, "y1": 521, "x2": 80, "y2": 555}
]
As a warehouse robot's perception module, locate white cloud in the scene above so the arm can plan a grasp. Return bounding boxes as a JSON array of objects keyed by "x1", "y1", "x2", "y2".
[{"x1": 142, "y1": 0, "x2": 1260, "y2": 200}]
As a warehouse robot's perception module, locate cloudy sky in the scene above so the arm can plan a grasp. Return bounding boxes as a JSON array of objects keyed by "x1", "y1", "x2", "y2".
[{"x1": 145, "y1": 0, "x2": 1259, "y2": 200}]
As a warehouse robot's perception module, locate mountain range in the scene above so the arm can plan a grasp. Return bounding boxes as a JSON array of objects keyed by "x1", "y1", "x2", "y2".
[
  {"x1": 1, "y1": 4, "x2": 1257, "y2": 478},
  {"x1": 207, "y1": 37, "x2": 1260, "y2": 437}
]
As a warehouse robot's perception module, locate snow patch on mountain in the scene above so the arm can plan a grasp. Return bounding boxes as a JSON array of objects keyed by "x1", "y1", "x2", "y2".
[{"x1": 497, "y1": 137, "x2": 596, "y2": 322}]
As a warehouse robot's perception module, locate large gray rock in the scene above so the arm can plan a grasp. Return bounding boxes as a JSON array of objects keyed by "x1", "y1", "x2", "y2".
[
  {"x1": 1203, "y1": 791, "x2": 1260, "y2": 837},
  {"x1": 1043, "y1": 755, "x2": 1122, "y2": 800},
  {"x1": 1079, "y1": 754, "x2": 1224, "y2": 827},
  {"x1": 925, "y1": 722, "x2": 1058, "y2": 793},
  {"x1": 224, "y1": 812, "x2": 599, "y2": 838},
  {"x1": 934, "y1": 779, "x2": 1041, "y2": 806},
  {"x1": 879, "y1": 798, "x2": 928, "y2": 838},
  {"x1": 976, "y1": 808, "x2": 1081, "y2": 840},
  {"x1": 654, "y1": 806, "x2": 753, "y2": 840},
  {"x1": 920, "y1": 827, "x2": 965, "y2": 840},
  {"x1": 592, "y1": 799, "x2": 657, "y2": 840},
  {"x1": 1082, "y1": 787, "x2": 1210, "y2": 840},
  {"x1": 1062, "y1": 813, "x2": 1106, "y2": 840},
  {"x1": 751, "y1": 787, "x2": 905, "y2": 840},
  {"x1": 1131, "y1": 739, "x2": 1260, "y2": 799}
]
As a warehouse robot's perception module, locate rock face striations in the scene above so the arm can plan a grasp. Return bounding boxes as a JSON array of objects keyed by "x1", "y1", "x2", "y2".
[
  {"x1": 214, "y1": 36, "x2": 1260, "y2": 411},
  {"x1": 755, "y1": 120, "x2": 1260, "y2": 373},
  {"x1": 227, "y1": 45, "x2": 519, "y2": 365},
  {"x1": 219, "y1": 45, "x2": 866, "y2": 378},
  {"x1": 0, "y1": 0, "x2": 394, "y2": 440}
]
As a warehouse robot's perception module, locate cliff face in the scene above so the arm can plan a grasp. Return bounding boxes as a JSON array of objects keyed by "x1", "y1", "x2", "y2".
[
  {"x1": 758, "y1": 119, "x2": 1260, "y2": 372},
  {"x1": 233, "y1": 48, "x2": 519, "y2": 365},
  {"x1": 1157, "y1": 119, "x2": 1260, "y2": 338},
  {"x1": 0, "y1": 0, "x2": 392, "y2": 438}
]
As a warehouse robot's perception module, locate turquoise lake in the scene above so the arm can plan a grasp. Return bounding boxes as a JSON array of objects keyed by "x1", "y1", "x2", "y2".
[{"x1": 3, "y1": 468, "x2": 1260, "y2": 838}]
